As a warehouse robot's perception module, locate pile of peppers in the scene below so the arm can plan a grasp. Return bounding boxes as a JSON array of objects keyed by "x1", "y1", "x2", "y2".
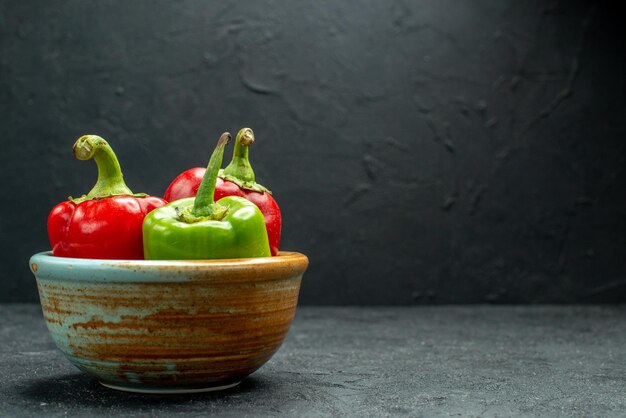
[{"x1": 48, "y1": 128, "x2": 281, "y2": 261}]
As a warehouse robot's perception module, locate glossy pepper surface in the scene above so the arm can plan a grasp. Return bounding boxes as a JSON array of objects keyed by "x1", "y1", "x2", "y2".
[
  {"x1": 163, "y1": 128, "x2": 281, "y2": 255},
  {"x1": 48, "y1": 135, "x2": 166, "y2": 259},
  {"x1": 143, "y1": 132, "x2": 271, "y2": 260}
]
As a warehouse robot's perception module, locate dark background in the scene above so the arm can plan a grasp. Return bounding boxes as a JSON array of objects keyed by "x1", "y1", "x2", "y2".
[{"x1": 1, "y1": 1, "x2": 624, "y2": 304}]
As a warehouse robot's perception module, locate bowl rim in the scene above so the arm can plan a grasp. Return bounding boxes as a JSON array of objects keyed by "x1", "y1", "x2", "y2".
[{"x1": 30, "y1": 251, "x2": 309, "y2": 283}]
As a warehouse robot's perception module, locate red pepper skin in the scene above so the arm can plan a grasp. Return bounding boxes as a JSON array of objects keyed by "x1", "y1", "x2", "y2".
[
  {"x1": 164, "y1": 169, "x2": 281, "y2": 256},
  {"x1": 48, "y1": 195, "x2": 166, "y2": 259},
  {"x1": 163, "y1": 167, "x2": 204, "y2": 202}
]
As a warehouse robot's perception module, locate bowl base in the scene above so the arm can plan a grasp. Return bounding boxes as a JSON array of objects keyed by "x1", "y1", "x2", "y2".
[{"x1": 99, "y1": 380, "x2": 241, "y2": 394}]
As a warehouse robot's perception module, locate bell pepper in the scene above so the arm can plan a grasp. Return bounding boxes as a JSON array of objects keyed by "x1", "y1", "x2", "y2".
[
  {"x1": 48, "y1": 135, "x2": 166, "y2": 259},
  {"x1": 143, "y1": 132, "x2": 271, "y2": 260},
  {"x1": 163, "y1": 128, "x2": 282, "y2": 255}
]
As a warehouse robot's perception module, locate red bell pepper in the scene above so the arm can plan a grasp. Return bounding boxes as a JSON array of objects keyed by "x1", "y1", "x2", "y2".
[
  {"x1": 164, "y1": 128, "x2": 281, "y2": 256},
  {"x1": 48, "y1": 135, "x2": 166, "y2": 259}
]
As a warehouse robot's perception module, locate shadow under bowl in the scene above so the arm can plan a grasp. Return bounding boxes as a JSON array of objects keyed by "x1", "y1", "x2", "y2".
[{"x1": 29, "y1": 251, "x2": 308, "y2": 393}]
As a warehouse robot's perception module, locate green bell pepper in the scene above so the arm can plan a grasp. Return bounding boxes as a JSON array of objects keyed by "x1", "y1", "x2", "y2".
[{"x1": 143, "y1": 132, "x2": 271, "y2": 260}]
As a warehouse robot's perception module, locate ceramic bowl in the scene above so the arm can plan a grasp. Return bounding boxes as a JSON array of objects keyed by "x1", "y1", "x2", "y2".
[{"x1": 29, "y1": 251, "x2": 308, "y2": 394}]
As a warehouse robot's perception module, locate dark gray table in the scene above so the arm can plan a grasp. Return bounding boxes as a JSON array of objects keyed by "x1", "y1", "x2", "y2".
[{"x1": 1, "y1": 305, "x2": 625, "y2": 417}]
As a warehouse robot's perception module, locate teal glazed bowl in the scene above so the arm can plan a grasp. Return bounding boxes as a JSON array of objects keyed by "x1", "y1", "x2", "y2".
[{"x1": 29, "y1": 251, "x2": 308, "y2": 393}]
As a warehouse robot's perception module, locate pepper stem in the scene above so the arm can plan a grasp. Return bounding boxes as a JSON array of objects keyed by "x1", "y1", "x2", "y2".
[
  {"x1": 222, "y1": 127, "x2": 256, "y2": 182},
  {"x1": 219, "y1": 127, "x2": 271, "y2": 194},
  {"x1": 70, "y1": 135, "x2": 143, "y2": 203},
  {"x1": 190, "y1": 132, "x2": 232, "y2": 218}
]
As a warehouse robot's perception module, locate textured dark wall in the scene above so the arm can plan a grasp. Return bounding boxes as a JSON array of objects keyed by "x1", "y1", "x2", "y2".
[{"x1": 1, "y1": 1, "x2": 625, "y2": 304}]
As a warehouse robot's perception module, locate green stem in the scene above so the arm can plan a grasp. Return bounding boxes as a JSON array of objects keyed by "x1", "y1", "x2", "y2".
[
  {"x1": 71, "y1": 135, "x2": 140, "y2": 203},
  {"x1": 191, "y1": 132, "x2": 231, "y2": 218},
  {"x1": 222, "y1": 127, "x2": 256, "y2": 183},
  {"x1": 219, "y1": 127, "x2": 271, "y2": 193}
]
